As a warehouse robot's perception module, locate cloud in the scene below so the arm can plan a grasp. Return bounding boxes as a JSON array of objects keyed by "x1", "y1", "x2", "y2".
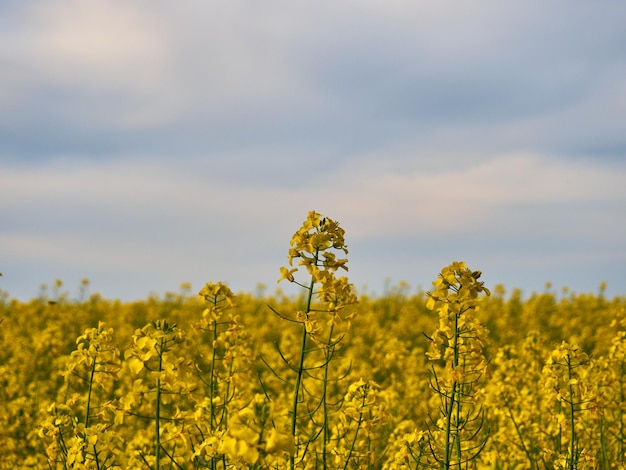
[
  {"x1": 0, "y1": 1, "x2": 317, "y2": 130},
  {"x1": 314, "y1": 154, "x2": 626, "y2": 240},
  {"x1": 2, "y1": 153, "x2": 624, "y2": 261},
  {"x1": 0, "y1": 1, "x2": 173, "y2": 125},
  {"x1": 2, "y1": 0, "x2": 625, "y2": 156},
  {"x1": 2, "y1": 152, "x2": 624, "y2": 300}
]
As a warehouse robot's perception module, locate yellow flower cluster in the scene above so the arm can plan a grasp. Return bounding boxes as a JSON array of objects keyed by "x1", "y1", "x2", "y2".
[
  {"x1": 425, "y1": 261, "x2": 490, "y2": 369},
  {"x1": 279, "y1": 210, "x2": 356, "y2": 313},
  {"x1": 426, "y1": 261, "x2": 491, "y2": 312}
]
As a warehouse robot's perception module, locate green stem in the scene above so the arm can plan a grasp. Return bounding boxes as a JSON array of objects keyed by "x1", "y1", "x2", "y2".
[
  {"x1": 506, "y1": 405, "x2": 537, "y2": 469},
  {"x1": 321, "y1": 322, "x2": 336, "y2": 470},
  {"x1": 443, "y1": 381, "x2": 457, "y2": 469},
  {"x1": 341, "y1": 387, "x2": 367, "y2": 470},
  {"x1": 290, "y1": 250, "x2": 318, "y2": 469},
  {"x1": 85, "y1": 353, "x2": 97, "y2": 429},
  {"x1": 555, "y1": 401, "x2": 562, "y2": 454},
  {"x1": 443, "y1": 311, "x2": 461, "y2": 469},
  {"x1": 599, "y1": 411, "x2": 607, "y2": 469},
  {"x1": 454, "y1": 381, "x2": 462, "y2": 470},
  {"x1": 156, "y1": 337, "x2": 164, "y2": 470},
  {"x1": 209, "y1": 318, "x2": 218, "y2": 431},
  {"x1": 93, "y1": 443, "x2": 101, "y2": 470},
  {"x1": 291, "y1": 324, "x2": 306, "y2": 470},
  {"x1": 618, "y1": 359, "x2": 626, "y2": 463},
  {"x1": 80, "y1": 353, "x2": 98, "y2": 465},
  {"x1": 290, "y1": 323, "x2": 308, "y2": 454},
  {"x1": 221, "y1": 358, "x2": 235, "y2": 429},
  {"x1": 566, "y1": 355, "x2": 576, "y2": 470}
]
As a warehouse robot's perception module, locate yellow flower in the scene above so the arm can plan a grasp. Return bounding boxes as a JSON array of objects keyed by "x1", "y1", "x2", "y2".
[{"x1": 278, "y1": 266, "x2": 298, "y2": 283}]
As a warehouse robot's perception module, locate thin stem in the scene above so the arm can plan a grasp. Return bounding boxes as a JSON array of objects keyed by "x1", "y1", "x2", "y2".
[
  {"x1": 599, "y1": 411, "x2": 607, "y2": 469},
  {"x1": 321, "y1": 321, "x2": 336, "y2": 470},
  {"x1": 618, "y1": 359, "x2": 626, "y2": 463},
  {"x1": 84, "y1": 354, "x2": 97, "y2": 429},
  {"x1": 155, "y1": 337, "x2": 164, "y2": 470},
  {"x1": 566, "y1": 355, "x2": 576, "y2": 470},
  {"x1": 93, "y1": 443, "x2": 101, "y2": 470},
  {"x1": 209, "y1": 318, "x2": 218, "y2": 431},
  {"x1": 443, "y1": 311, "x2": 461, "y2": 469},
  {"x1": 442, "y1": 380, "x2": 457, "y2": 469},
  {"x1": 506, "y1": 405, "x2": 538, "y2": 469},
  {"x1": 81, "y1": 347, "x2": 99, "y2": 466},
  {"x1": 290, "y1": 249, "x2": 319, "y2": 469},
  {"x1": 341, "y1": 387, "x2": 367, "y2": 470},
  {"x1": 290, "y1": 322, "x2": 308, "y2": 465}
]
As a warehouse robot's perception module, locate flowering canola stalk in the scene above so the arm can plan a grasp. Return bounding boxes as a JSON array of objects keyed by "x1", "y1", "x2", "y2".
[
  {"x1": 276, "y1": 211, "x2": 357, "y2": 469},
  {"x1": 426, "y1": 261, "x2": 490, "y2": 469}
]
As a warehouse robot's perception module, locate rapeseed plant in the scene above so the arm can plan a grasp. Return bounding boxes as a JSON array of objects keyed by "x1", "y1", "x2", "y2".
[
  {"x1": 39, "y1": 322, "x2": 122, "y2": 469},
  {"x1": 192, "y1": 282, "x2": 264, "y2": 468},
  {"x1": 195, "y1": 282, "x2": 240, "y2": 434},
  {"x1": 123, "y1": 319, "x2": 189, "y2": 468},
  {"x1": 424, "y1": 262, "x2": 491, "y2": 469},
  {"x1": 332, "y1": 378, "x2": 388, "y2": 469},
  {"x1": 542, "y1": 341, "x2": 596, "y2": 469},
  {"x1": 270, "y1": 211, "x2": 357, "y2": 469}
]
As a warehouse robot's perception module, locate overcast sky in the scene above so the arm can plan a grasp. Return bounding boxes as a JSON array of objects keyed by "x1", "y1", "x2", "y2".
[{"x1": 1, "y1": 1, "x2": 625, "y2": 301}]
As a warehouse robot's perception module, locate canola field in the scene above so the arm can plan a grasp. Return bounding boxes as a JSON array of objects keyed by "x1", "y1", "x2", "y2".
[{"x1": 1, "y1": 211, "x2": 625, "y2": 469}]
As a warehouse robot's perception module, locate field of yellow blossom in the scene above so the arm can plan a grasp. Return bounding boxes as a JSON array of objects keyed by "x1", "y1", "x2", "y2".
[{"x1": 1, "y1": 211, "x2": 625, "y2": 469}]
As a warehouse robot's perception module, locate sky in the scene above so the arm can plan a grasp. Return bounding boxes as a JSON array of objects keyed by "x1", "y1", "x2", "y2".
[{"x1": 1, "y1": 1, "x2": 625, "y2": 302}]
